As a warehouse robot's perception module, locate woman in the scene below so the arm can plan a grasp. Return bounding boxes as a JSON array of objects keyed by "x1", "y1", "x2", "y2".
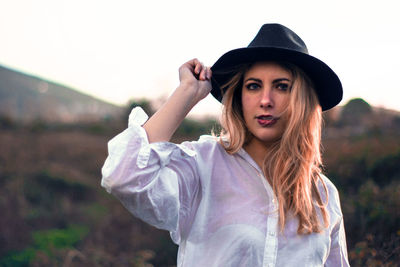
[{"x1": 101, "y1": 24, "x2": 349, "y2": 266}]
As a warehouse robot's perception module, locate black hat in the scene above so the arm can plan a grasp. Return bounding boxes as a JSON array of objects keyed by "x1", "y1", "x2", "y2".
[{"x1": 210, "y1": 23, "x2": 342, "y2": 111}]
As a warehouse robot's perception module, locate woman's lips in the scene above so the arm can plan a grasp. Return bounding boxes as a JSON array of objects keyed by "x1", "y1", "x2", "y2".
[{"x1": 256, "y1": 115, "x2": 279, "y2": 126}]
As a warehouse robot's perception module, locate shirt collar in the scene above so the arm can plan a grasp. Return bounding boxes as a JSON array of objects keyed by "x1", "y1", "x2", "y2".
[{"x1": 236, "y1": 148, "x2": 264, "y2": 174}]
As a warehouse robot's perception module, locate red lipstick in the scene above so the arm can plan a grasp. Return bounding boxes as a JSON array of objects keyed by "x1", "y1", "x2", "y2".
[{"x1": 256, "y1": 115, "x2": 279, "y2": 127}]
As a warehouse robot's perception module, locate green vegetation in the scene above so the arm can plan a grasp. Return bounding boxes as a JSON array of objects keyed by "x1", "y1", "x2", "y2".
[{"x1": 0, "y1": 225, "x2": 88, "y2": 267}]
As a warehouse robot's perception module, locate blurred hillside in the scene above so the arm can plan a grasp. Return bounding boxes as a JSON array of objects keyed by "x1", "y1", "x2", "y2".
[
  {"x1": 0, "y1": 65, "x2": 123, "y2": 123},
  {"x1": 323, "y1": 97, "x2": 400, "y2": 137},
  {"x1": 0, "y1": 93, "x2": 399, "y2": 266}
]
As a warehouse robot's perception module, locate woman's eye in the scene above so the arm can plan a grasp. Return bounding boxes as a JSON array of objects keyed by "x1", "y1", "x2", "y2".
[
  {"x1": 276, "y1": 83, "x2": 290, "y2": 91},
  {"x1": 246, "y1": 83, "x2": 260, "y2": 90}
]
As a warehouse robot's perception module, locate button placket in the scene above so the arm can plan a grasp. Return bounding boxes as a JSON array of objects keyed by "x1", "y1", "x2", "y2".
[
  {"x1": 239, "y1": 151, "x2": 279, "y2": 267},
  {"x1": 251, "y1": 165, "x2": 279, "y2": 267}
]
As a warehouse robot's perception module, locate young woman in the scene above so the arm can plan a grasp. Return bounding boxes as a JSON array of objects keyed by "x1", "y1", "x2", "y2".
[{"x1": 101, "y1": 24, "x2": 349, "y2": 266}]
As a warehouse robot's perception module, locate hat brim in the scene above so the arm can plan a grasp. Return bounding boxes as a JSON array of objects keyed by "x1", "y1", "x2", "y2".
[{"x1": 210, "y1": 47, "x2": 342, "y2": 111}]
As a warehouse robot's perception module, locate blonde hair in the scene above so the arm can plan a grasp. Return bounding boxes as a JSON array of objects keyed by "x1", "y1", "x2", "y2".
[{"x1": 218, "y1": 62, "x2": 329, "y2": 234}]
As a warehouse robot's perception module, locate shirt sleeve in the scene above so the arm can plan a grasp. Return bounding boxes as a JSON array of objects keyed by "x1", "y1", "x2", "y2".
[
  {"x1": 101, "y1": 107, "x2": 200, "y2": 244},
  {"x1": 325, "y1": 187, "x2": 350, "y2": 267}
]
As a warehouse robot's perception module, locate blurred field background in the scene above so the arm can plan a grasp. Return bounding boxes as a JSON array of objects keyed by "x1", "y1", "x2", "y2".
[{"x1": 0, "y1": 66, "x2": 399, "y2": 266}]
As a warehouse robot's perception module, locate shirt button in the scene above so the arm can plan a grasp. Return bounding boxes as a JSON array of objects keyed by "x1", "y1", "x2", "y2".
[{"x1": 268, "y1": 231, "x2": 276, "y2": 236}]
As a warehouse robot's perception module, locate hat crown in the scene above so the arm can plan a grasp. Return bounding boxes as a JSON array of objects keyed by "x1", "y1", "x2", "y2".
[{"x1": 248, "y1": 24, "x2": 308, "y2": 54}]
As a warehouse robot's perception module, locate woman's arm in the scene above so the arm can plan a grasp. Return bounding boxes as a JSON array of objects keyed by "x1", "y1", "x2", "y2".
[
  {"x1": 143, "y1": 58, "x2": 212, "y2": 143},
  {"x1": 101, "y1": 59, "x2": 209, "y2": 239},
  {"x1": 325, "y1": 218, "x2": 350, "y2": 266}
]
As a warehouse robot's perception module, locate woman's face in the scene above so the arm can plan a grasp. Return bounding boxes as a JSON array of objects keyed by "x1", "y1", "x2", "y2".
[{"x1": 241, "y1": 61, "x2": 292, "y2": 148}]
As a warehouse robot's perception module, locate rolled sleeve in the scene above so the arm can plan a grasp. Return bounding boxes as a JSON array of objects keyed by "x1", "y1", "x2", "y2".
[{"x1": 101, "y1": 107, "x2": 200, "y2": 243}]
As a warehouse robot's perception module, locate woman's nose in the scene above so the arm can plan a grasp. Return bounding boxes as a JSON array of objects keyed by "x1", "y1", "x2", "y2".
[{"x1": 259, "y1": 89, "x2": 273, "y2": 108}]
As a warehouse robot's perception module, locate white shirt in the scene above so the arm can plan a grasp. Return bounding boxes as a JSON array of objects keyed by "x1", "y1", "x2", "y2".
[{"x1": 101, "y1": 107, "x2": 350, "y2": 267}]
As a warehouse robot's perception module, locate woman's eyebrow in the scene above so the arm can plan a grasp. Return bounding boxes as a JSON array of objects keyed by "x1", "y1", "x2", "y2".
[
  {"x1": 244, "y1": 77, "x2": 291, "y2": 83},
  {"x1": 244, "y1": 77, "x2": 262, "y2": 83},
  {"x1": 272, "y1": 78, "x2": 291, "y2": 83}
]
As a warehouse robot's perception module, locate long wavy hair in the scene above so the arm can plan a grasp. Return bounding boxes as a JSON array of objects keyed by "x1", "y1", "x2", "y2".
[{"x1": 218, "y1": 61, "x2": 329, "y2": 234}]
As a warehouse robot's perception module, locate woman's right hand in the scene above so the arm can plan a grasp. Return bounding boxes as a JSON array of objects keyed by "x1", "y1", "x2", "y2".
[
  {"x1": 143, "y1": 58, "x2": 212, "y2": 143},
  {"x1": 178, "y1": 58, "x2": 212, "y2": 104}
]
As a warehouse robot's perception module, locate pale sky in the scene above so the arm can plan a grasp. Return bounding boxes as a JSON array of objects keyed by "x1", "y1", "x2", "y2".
[{"x1": 0, "y1": 0, "x2": 399, "y2": 117}]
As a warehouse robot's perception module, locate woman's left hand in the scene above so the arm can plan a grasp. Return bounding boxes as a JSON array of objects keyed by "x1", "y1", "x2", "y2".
[{"x1": 178, "y1": 58, "x2": 212, "y2": 105}]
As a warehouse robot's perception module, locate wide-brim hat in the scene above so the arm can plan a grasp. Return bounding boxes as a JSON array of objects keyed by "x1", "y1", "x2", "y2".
[{"x1": 210, "y1": 23, "x2": 342, "y2": 111}]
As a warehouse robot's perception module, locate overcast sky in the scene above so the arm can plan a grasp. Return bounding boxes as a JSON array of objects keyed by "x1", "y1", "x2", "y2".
[{"x1": 1, "y1": 0, "x2": 399, "y2": 117}]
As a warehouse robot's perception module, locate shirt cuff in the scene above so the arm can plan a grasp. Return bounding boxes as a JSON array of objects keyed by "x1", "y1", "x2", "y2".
[{"x1": 128, "y1": 106, "x2": 149, "y2": 127}]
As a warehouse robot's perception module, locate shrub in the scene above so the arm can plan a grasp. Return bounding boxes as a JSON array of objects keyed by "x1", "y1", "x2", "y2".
[
  {"x1": 0, "y1": 225, "x2": 88, "y2": 266},
  {"x1": 370, "y1": 151, "x2": 400, "y2": 186}
]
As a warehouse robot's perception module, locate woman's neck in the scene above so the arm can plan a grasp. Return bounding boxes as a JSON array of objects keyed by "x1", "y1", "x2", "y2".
[{"x1": 243, "y1": 138, "x2": 270, "y2": 170}]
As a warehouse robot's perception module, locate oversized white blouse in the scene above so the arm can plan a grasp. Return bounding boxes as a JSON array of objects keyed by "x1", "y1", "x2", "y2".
[{"x1": 101, "y1": 107, "x2": 350, "y2": 267}]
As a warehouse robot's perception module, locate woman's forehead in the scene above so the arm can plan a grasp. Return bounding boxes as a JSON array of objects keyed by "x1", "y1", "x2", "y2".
[{"x1": 244, "y1": 61, "x2": 293, "y2": 79}]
